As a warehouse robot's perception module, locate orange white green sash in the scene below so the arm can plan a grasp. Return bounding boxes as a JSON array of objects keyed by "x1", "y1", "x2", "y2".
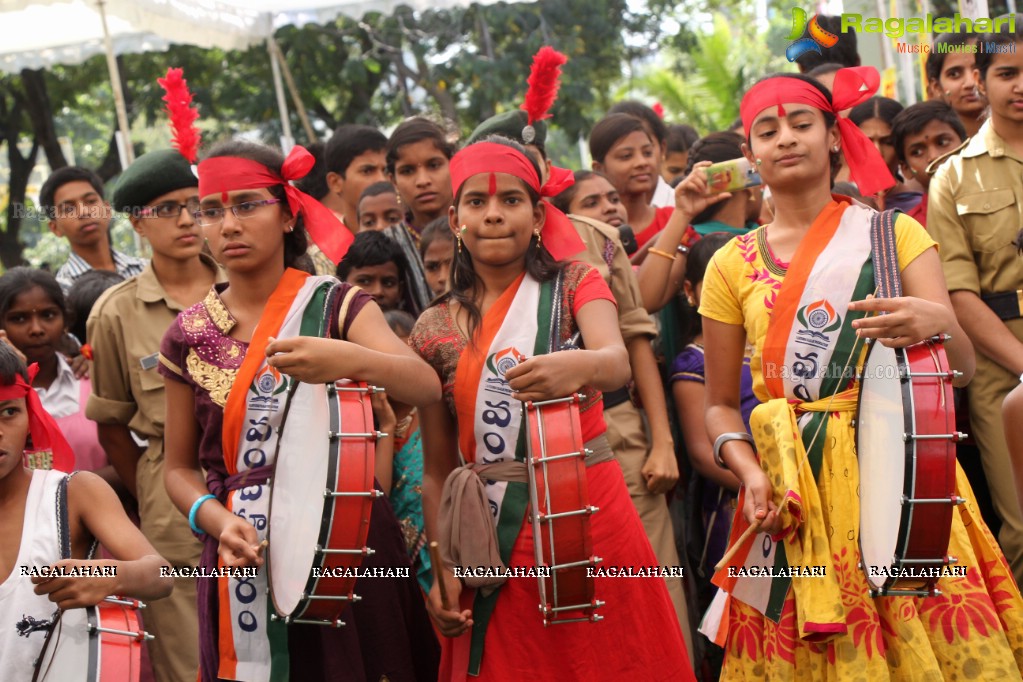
[
  {"x1": 451, "y1": 270, "x2": 555, "y2": 674},
  {"x1": 218, "y1": 269, "x2": 338, "y2": 682},
  {"x1": 701, "y1": 198, "x2": 877, "y2": 642}
]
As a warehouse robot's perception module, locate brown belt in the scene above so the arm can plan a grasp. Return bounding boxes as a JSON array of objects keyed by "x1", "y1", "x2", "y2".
[{"x1": 436, "y1": 435, "x2": 613, "y2": 594}]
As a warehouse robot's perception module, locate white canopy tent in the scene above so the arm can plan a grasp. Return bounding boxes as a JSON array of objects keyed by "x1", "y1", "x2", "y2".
[{"x1": 0, "y1": 0, "x2": 503, "y2": 162}]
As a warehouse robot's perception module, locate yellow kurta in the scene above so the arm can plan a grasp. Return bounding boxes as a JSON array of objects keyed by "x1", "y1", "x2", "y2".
[{"x1": 699, "y1": 212, "x2": 1023, "y2": 680}]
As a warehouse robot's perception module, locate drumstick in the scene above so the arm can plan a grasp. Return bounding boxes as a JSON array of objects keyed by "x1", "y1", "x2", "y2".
[
  {"x1": 254, "y1": 539, "x2": 269, "y2": 559},
  {"x1": 428, "y1": 541, "x2": 452, "y2": 610},
  {"x1": 714, "y1": 518, "x2": 764, "y2": 572}
]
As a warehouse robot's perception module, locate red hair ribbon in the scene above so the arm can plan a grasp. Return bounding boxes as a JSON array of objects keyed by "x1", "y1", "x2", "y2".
[
  {"x1": 197, "y1": 146, "x2": 353, "y2": 265},
  {"x1": 0, "y1": 364, "x2": 75, "y2": 472},
  {"x1": 450, "y1": 142, "x2": 584, "y2": 260},
  {"x1": 739, "y1": 66, "x2": 894, "y2": 197}
]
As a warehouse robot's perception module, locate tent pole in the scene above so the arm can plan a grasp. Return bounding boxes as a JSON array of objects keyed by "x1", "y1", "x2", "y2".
[
  {"x1": 268, "y1": 40, "x2": 295, "y2": 153},
  {"x1": 96, "y1": 0, "x2": 134, "y2": 167},
  {"x1": 270, "y1": 39, "x2": 316, "y2": 143}
]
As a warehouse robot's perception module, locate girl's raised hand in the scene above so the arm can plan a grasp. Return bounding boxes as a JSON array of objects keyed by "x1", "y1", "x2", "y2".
[
  {"x1": 849, "y1": 295, "x2": 954, "y2": 348},
  {"x1": 674, "y1": 160, "x2": 733, "y2": 218}
]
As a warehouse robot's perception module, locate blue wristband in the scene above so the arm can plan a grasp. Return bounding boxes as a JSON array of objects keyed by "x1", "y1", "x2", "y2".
[{"x1": 188, "y1": 494, "x2": 217, "y2": 535}]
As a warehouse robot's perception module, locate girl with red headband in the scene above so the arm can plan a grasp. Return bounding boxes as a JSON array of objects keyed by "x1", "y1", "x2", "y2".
[
  {"x1": 700, "y1": 69, "x2": 1023, "y2": 678},
  {"x1": 160, "y1": 140, "x2": 441, "y2": 682},
  {"x1": 409, "y1": 136, "x2": 694, "y2": 681},
  {"x1": 0, "y1": 342, "x2": 173, "y2": 679}
]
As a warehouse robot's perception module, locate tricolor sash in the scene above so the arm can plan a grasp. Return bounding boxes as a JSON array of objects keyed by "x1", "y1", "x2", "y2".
[
  {"x1": 702, "y1": 198, "x2": 877, "y2": 642},
  {"x1": 217, "y1": 269, "x2": 340, "y2": 682},
  {"x1": 451, "y1": 271, "x2": 556, "y2": 674}
]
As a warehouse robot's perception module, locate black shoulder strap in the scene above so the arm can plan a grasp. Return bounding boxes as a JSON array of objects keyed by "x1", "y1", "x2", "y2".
[
  {"x1": 56, "y1": 472, "x2": 97, "y2": 560},
  {"x1": 870, "y1": 208, "x2": 903, "y2": 300}
]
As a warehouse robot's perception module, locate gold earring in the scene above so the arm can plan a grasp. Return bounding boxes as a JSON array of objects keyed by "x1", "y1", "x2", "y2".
[
  {"x1": 534, "y1": 228, "x2": 542, "y2": 246},
  {"x1": 687, "y1": 296, "x2": 696, "y2": 306},
  {"x1": 457, "y1": 234, "x2": 463, "y2": 254}
]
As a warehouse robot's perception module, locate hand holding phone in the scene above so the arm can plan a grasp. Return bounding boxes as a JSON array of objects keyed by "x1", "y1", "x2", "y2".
[{"x1": 703, "y1": 158, "x2": 763, "y2": 195}]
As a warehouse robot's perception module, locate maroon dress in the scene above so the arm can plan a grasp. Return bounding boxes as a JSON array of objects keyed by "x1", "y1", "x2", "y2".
[{"x1": 160, "y1": 282, "x2": 438, "y2": 682}]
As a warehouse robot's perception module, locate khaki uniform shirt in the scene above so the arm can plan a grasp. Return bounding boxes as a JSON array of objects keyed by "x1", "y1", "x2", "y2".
[
  {"x1": 569, "y1": 215, "x2": 657, "y2": 343},
  {"x1": 85, "y1": 254, "x2": 227, "y2": 459},
  {"x1": 928, "y1": 120, "x2": 1023, "y2": 295}
]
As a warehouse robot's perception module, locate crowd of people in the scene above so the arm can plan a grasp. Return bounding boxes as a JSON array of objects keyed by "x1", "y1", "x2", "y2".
[{"x1": 3, "y1": 17, "x2": 1023, "y2": 682}]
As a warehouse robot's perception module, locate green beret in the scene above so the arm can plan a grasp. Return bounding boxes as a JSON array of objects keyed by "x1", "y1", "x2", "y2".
[
  {"x1": 467, "y1": 110, "x2": 548, "y2": 148},
  {"x1": 112, "y1": 149, "x2": 198, "y2": 214}
]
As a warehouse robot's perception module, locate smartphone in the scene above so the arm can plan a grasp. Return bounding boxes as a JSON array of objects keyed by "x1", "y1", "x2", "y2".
[{"x1": 704, "y1": 158, "x2": 762, "y2": 194}]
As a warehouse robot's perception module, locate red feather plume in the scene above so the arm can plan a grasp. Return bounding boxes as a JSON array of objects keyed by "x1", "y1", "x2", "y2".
[
  {"x1": 157, "y1": 67, "x2": 201, "y2": 163},
  {"x1": 521, "y1": 46, "x2": 568, "y2": 125}
]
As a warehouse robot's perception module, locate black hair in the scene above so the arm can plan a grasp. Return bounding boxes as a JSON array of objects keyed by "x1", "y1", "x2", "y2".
[
  {"x1": 848, "y1": 96, "x2": 904, "y2": 128},
  {"x1": 419, "y1": 216, "x2": 454, "y2": 259},
  {"x1": 794, "y1": 15, "x2": 860, "y2": 72},
  {"x1": 665, "y1": 124, "x2": 700, "y2": 154},
  {"x1": 925, "y1": 32, "x2": 977, "y2": 83},
  {"x1": 293, "y1": 141, "x2": 329, "y2": 200},
  {"x1": 383, "y1": 309, "x2": 417, "y2": 338},
  {"x1": 889, "y1": 101, "x2": 967, "y2": 164},
  {"x1": 385, "y1": 117, "x2": 456, "y2": 176},
  {"x1": 607, "y1": 101, "x2": 668, "y2": 146},
  {"x1": 0, "y1": 267, "x2": 67, "y2": 327},
  {"x1": 685, "y1": 232, "x2": 733, "y2": 287},
  {"x1": 336, "y1": 230, "x2": 409, "y2": 281},
  {"x1": 39, "y1": 166, "x2": 105, "y2": 220},
  {"x1": 325, "y1": 124, "x2": 388, "y2": 177},
  {"x1": 746, "y1": 73, "x2": 841, "y2": 181},
  {"x1": 684, "y1": 132, "x2": 746, "y2": 225},
  {"x1": 449, "y1": 136, "x2": 560, "y2": 340},
  {"x1": 807, "y1": 62, "x2": 844, "y2": 80},
  {"x1": 358, "y1": 181, "x2": 397, "y2": 205},
  {"x1": 588, "y1": 114, "x2": 651, "y2": 165},
  {"x1": 975, "y1": 21, "x2": 1023, "y2": 80},
  {"x1": 0, "y1": 343, "x2": 30, "y2": 387},
  {"x1": 681, "y1": 232, "x2": 733, "y2": 345},
  {"x1": 202, "y1": 140, "x2": 309, "y2": 271},
  {"x1": 551, "y1": 170, "x2": 600, "y2": 214},
  {"x1": 66, "y1": 270, "x2": 124, "y2": 345}
]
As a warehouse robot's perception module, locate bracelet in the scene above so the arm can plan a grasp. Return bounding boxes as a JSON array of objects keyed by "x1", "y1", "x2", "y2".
[
  {"x1": 712, "y1": 432, "x2": 756, "y2": 469},
  {"x1": 188, "y1": 494, "x2": 217, "y2": 535},
  {"x1": 648, "y1": 247, "x2": 677, "y2": 262}
]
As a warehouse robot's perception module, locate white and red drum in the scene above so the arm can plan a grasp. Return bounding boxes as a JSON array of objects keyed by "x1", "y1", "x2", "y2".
[
  {"x1": 523, "y1": 394, "x2": 604, "y2": 626},
  {"x1": 33, "y1": 597, "x2": 150, "y2": 682},
  {"x1": 267, "y1": 380, "x2": 382, "y2": 627},
  {"x1": 856, "y1": 335, "x2": 966, "y2": 597}
]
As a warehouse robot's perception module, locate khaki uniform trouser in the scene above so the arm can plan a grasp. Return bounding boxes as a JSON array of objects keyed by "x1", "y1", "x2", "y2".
[
  {"x1": 967, "y1": 345, "x2": 1023, "y2": 589},
  {"x1": 137, "y1": 451, "x2": 203, "y2": 682},
  {"x1": 604, "y1": 400, "x2": 693, "y2": 659}
]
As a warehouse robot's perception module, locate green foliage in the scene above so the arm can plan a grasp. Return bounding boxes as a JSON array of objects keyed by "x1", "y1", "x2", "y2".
[{"x1": 632, "y1": 11, "x2": 793, "y2": 134}]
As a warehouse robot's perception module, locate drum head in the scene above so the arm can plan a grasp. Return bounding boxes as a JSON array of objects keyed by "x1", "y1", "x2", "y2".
[
  {"x1": 33, "y1": 607, "x2": 96, "y2": 682},
  {"x1": 269, "y1": 381, "x2": 331, "y2": 615},
  {"x1": 857, "y1": 342, "x2": 908, "y2": 590}
]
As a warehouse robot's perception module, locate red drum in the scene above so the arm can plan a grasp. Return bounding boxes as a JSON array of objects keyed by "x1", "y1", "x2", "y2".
[
  {"x1": 33, "y1": 597, "x2": 150, "y2": 681},
  {"x1": 268, "y1": 380, "x2": 382, "y2": 627},
  {"x1": 856, "y1": 335, "x2": 966, "y2": 597},
  {"x1": 523, "y1": 394, "x2": 604, "y2": 626}
]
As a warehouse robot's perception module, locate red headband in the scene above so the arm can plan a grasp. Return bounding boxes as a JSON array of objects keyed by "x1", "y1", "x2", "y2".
[
  {"x1": 0, "y1": 364, "x2": 75, "y2": 472},
  {"x1": 740, "y1": 67, "x2": 894, "y2": 197},
  {"x1": 449, "y1": 142, "x2": 583, "y2": 260},
  {"x1": 197, "y1": 146, "x2": 353, "y2": 264}
]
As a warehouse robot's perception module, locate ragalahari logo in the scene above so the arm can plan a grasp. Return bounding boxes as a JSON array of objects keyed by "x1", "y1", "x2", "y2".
[{"x1": 786, "y1": 8, "x2": 839, "y2": 62}]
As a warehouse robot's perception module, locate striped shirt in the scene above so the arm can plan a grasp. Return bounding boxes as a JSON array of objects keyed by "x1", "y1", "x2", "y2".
[{"x1": 55, "y1": 250, "x2": 147, "y2": 293}]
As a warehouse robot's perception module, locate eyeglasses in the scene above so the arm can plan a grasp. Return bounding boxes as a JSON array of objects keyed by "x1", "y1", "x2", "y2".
[
  {"x1": 192, "y1": 198, "x2": 283, "y2": 227},
  {"x1": 139, "y1": 198, "x2": 201, "y2": 219}
]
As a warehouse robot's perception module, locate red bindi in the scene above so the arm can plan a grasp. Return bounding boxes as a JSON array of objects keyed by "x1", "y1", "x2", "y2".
[{"x1": 488, "y1": 172, "x2": 497, "y2": 196}]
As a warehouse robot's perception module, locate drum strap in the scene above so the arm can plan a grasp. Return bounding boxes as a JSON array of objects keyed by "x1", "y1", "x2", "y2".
[
  {"x1": 869, "y1": 208, "x2": 903, "y2": 299},
  {"x1": 55, "y1": 472, "x2": 97, "y2": 561}
]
